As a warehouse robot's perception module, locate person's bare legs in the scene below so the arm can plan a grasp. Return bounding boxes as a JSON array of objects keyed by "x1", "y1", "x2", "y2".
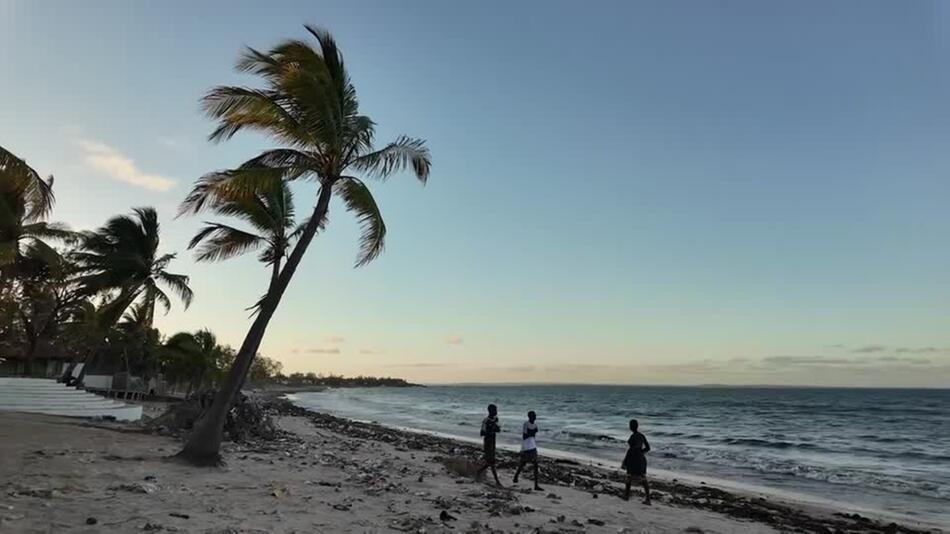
[
  {"x1": 531, "y1": 459, "x2": 542, "y2": 490},
  {"x1": 624, "y1": 475, "x2": 632, "y2": 501},
  {"x1": 641, "y1": 476, "x2": 651, "y2": 505},
  {"x1": 513, "y1": 460, "x2": 525, "y2": 483},
  {"x1": 478, "y1": 462, "x2": 501, "y2": 485}
]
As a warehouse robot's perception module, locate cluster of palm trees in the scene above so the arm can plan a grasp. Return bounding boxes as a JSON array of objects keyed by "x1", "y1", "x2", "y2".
[
  {"x1": 3, "y1": 26, "x2": 432, "y2": 465},
  {"x1": 0, "y1": 145, "x2": 273, "y2": 393},
  {"x1": 1, "y1": 145, "x2": 189, "y2": 377}
]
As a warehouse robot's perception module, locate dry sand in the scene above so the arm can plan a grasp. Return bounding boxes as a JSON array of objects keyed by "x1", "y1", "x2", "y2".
[{"x1": 1, "y1": 411, "x2": 776, "y2": 533}]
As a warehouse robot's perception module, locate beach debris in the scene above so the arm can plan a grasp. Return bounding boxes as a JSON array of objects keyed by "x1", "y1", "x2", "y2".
[
  {"x1": 438, "y1": 510, "x2": 457, "y2": 522},
  {"x1": 8, "y1": 487, "x2": 57, "y2": 499},
  {"x1": 169, "y1": 512, "x2": 190, "y2": 519},
  {"x1": 86, "y1": 517, "x2": 98, "y2": 525},
  {"x1": 389, "y1": 515, "x2": 433, "y2": 532},
  {"x1": 148, "y1": 392, "x2": 278, "y2": 443},
  {"x1": 683, "y1": 528, "x2": 704, "y2": 533},
  {"x1": 110, "y1": 482, "x2": 158, "y2": 494},
  {"x1": 441, "y1": 456, "x2": 481, "y2": 478},
  {"x1": 588, "y1": 518, "x2": 606, "y2": 526}
]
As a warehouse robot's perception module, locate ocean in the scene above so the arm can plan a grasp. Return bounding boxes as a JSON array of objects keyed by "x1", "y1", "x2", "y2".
[{"x1": 289, "y1": 385, "x2": 950, "y2": 526}]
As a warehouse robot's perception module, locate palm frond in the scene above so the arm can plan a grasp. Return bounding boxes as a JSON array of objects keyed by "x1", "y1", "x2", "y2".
[
  {"x1": 147, "y1": 283, "x2": 173, "y2": 315},
  {"x1": 188, "y1": 222, "x2": 265, "y2": 263},
  {"x1": 350, "y1": 135, "x2": 431, "y2": 183},
  {"x1": 178, "y1": 167, "x2": 294, "y2": 217},
  {"x1": 202, "y1": 86, "x2": 310, "y2": 146},
  {"x1": 0, "y1": 145, "x2": 55, "y2": 223},
  {"x1": 155, "y1": 271, "x2": 193, "y2": 309},
  {"x1": 337, "y1": 177, "x2": 386, "y2": 267},
  {"x1": 21, "y1": 221, "x2": 76, "y2": 243}
]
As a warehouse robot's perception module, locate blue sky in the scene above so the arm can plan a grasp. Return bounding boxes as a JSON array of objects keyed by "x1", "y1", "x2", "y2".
[{"x1": 2, "y1": 1, "x2": 949, "y2": 385}]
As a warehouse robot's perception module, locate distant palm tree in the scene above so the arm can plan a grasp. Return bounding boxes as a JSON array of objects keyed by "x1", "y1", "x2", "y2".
[
  {"x1": 177, "y1": 26, "x2": 431, "y2": 465},
  {"x1": 0, "y1": 145, "x2": 72, "y2": 277},
  {"x1": 183, "y1": 176, "x2": 303, "y2": 294},
  {"x1": 162, "y1": 330, "x2": 231, "y2": 397},
  {"x1": 72, "y1": 208, "x2": 193, "y2": 383}
]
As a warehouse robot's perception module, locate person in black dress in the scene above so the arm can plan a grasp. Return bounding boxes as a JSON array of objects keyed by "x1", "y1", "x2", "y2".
[
  {"x1": 476, "y1": 403, "x2": 502, "y2": 485},
  {"x1": 622, "y1": 418, "x2": 651, "y2": 504}
]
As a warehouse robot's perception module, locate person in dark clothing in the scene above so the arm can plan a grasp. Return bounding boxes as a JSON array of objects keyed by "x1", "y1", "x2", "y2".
[
  {"x1": 621, "y1": 418, "x2": 651, "y2": 504},
  {"x1": 513, "y1": 410, "x2": 542, "y2": 490},
  {"x1": 476, "y1": 403, "x2": 502, "y2": 485}
]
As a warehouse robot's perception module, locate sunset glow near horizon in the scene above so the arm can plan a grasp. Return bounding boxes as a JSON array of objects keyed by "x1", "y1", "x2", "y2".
[{"x1": 2, "y1": 1, "x2": 948, "y2": 386}]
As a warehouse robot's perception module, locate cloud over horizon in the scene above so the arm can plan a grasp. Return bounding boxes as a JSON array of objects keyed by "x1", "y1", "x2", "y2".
[{"x1": 291, "y1": 347, "x2": 341, "y2": 355}]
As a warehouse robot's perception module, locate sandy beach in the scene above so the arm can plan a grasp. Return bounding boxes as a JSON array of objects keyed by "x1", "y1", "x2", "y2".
[{"x1": 0, "y1": 397, "x2": 941, "y2": 534}]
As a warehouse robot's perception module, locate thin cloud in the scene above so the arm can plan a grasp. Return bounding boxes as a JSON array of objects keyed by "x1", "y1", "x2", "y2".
[
  {"x1": 385, "y1": 362, "x2": 451, "y2": 368},
  {"x1": 75, "y1": 138, "x2": 176, "y2": 191},
  {"x1": 359, "y1": 348, "x2": 381, "y2": 355},
  {"x1": 489, "y1": 365, "x2": 536, "y2": 373},
  {"x1": 877, "y1": 356, "x2": 932, "y2": 365},
  {"x1": 305, "y1": 348, "x2": 341, "y2": 355},
  {"x1": 325, "y1": 336, "x2": 346, "y2": 344},
  {"x1": 894, "y1": 347, "x2": 945, "y2": 354},
  {"x1": 852, "y1": 345, "x2": 887, "y2": 354},
  {"x1": 444, "y1": 336, "x2": 463, "y2": 345},
  {"x1": 762, "y1": 356, "x2": 856, "y2": 366}
]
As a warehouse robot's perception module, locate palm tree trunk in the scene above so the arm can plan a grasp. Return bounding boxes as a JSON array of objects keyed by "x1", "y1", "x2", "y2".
[
  {"x1": 177, "y1": 184, "x2": 334, "y2": 466},
  {"x1": 234, "y1": 259, "x2": 282, "y2": 395}
]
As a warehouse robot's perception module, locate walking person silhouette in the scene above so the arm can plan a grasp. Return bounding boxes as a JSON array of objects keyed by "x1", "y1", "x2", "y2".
[
  {"x1": 622, "y1": 418, "x2": 652, "y2": 505},
  {"x1": 476, "y1": 404, "x2": 502, "y2": 485}
]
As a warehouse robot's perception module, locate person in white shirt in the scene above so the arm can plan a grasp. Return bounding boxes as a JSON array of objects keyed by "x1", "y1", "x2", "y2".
[{"x1": 512, "y1": 410, "x2": 542, "y2": 490}]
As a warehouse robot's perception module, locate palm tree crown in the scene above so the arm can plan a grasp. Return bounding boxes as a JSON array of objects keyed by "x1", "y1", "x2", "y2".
[
  {"x1": 179, "y1": 25, "x2": 431, "y2": 267},
  {"x1": 0, "y1": 145, "x2": 72, "y2": 275},
  {"x1": 74, "y1": 207, "x2": 193, "y2": 326},
  {"x1": 183, "y1": 177, "x2": 303, "y2": 287}
]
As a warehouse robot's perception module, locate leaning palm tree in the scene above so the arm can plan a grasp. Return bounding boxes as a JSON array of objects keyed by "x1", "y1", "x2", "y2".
[
  {"x1": 177, "y1": 25, "x2": 431, "y2": 465},
  {"x1": 183, "y1": 175, "x2": 303, "y2": 293},
  {"x1": 0, "y1": 145, "x2": 72, "y2": 278},
  {"x1": 72, "y1": 208, "x2": 193, "y2": 383}
]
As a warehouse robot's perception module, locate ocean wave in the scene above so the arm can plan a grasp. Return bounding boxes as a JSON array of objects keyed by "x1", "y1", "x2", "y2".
[
  {"x1": 658, "y1": 444, "x2": 950, "y2": 501},
  {"x1": 719, "y1": 438, "x2": 820, "y2": 450},
  {"x1": 558, "y1": 430, "x2": 622, "y2": 443}
]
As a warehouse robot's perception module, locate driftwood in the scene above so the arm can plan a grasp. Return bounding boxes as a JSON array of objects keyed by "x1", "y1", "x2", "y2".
[{"x1": 147, "y1": 392, "x2": 277, "y2": 443}]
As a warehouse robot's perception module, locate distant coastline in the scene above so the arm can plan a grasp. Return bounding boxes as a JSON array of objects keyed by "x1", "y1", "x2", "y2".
[
  {"x1": 252, "y1": 375, "x2": 423, "y2": 394},
  {"x1": 425, "y1": 382, "x2": 949, "y2": 390}
]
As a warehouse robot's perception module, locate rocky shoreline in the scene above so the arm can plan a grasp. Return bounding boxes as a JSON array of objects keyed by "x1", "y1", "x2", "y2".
[{"x1": 262, "y1": 395, "x2": 938, "y2": 534}]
